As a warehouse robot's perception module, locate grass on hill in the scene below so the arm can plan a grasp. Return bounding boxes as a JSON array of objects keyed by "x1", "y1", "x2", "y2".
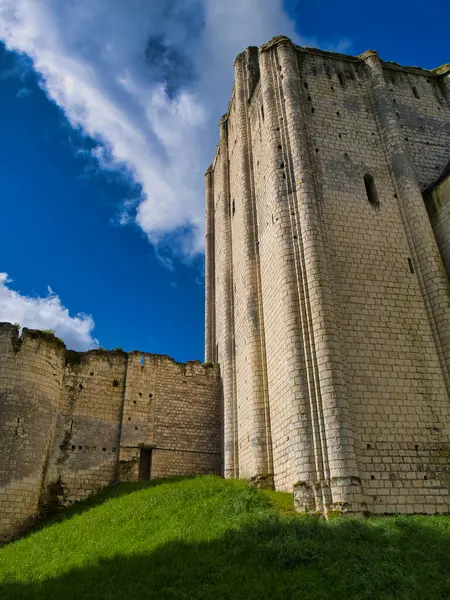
[{"x1": 1, "y1": 475, "x2": 450, "y2": 600}]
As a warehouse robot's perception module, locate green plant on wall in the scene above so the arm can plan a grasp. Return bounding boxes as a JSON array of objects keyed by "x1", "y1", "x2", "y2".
[{"x1": 42, "y1": 329, "x2": 64, "y2": 344}]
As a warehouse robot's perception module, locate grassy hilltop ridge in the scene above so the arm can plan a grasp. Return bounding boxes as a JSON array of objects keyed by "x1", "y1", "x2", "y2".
[{"x1": 1, "y1": 475, "x2": 449, "y2": 599}]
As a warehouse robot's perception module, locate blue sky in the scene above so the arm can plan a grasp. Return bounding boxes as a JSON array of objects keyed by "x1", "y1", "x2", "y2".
[{"x1": 0, "y1": 0, "x2": 448, "y2": 361}]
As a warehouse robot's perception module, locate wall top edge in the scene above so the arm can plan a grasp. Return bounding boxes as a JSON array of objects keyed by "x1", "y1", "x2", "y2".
[
  {"x1": 247, "y1": 35, "x2": 448, "y2": 78},
  {"x1": 0, "y1": 322, "x2": 218, "y2": 371}
]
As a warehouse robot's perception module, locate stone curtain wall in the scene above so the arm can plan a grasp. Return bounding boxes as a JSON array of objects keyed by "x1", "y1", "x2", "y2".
[
  {"x1": 151, "y1": 358, "x2": 221, "y2": 477},
  {"x1": 206, "y1": 36, "x2": 450, "y2": 515},
  {"x1": 0, "y1": 323, "x2": 221, "y2": 539},
  {"x1": 44, "y1": 351, "x2": 127, "y2": 505}
]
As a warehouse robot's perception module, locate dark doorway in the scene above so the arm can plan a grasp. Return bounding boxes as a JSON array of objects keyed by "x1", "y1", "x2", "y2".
[{"x1": 138, "y1": 448, "x2": 152, "y2": 481}]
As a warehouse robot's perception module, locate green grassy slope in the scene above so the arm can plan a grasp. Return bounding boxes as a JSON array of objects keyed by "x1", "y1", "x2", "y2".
[{"x1": 1, "y1": 476, "x2": 449, "y2": 600}]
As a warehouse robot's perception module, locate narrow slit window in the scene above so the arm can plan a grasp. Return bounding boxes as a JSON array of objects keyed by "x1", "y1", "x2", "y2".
[
  {"x1": 232, "y1": 199, "x2": 235, "y2": 216},
  {"x1": 364, "y1": 173, "x2": 380, "y2": 206},
  {"x1": 261, "y1": 104, "x2": 265, "y2": 121},
  {"x1": 412, "y1": 86, "x2": 420, "y2": 99}
]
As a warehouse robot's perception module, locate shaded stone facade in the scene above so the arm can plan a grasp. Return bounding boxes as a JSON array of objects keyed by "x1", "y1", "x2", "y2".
[
  {"x1": 0, "y1": 323, "x2": 221, "y2": 539},
  {"x1": 205, "y1": 36, "x2": 450, "y2": 515}
]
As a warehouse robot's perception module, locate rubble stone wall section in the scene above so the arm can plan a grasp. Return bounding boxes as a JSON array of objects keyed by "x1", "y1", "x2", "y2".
[{"x1": 0, "y1": 323, "x2": 221, "y2": 539}]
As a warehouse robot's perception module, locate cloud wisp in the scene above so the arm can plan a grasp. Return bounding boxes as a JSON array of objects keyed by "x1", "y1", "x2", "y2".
[
  {"x1": 0, "y1": 0, "x2": 298, "y2": 255},
  {"x1": 0, "y1": 273, "x2": 98, "y2": 351}
]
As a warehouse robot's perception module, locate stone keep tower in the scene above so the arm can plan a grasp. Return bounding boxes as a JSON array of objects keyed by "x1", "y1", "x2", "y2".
[{"x1": 205, "y1": 36, "x2": 450, "y2": 515}]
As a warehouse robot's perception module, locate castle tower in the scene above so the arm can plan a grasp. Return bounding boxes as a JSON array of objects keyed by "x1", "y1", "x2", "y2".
[
  {"x1": 206, "y1": 36, "x2": 450, "y2": 515},
  {"x1": 0, "y1": 324, "x2": 65, "y2": 538}
]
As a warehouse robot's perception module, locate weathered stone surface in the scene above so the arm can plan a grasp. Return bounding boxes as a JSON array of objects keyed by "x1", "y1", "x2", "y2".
[
  {"x1": 206, "y1": 36, "x2": 450, "y2": 516},
  {"x1": 0, "y1": 324, "x2": 221, "y2": 539}
]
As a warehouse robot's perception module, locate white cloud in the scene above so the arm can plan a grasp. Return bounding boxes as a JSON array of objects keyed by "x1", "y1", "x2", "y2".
[
  {"x1": 0, "y1": 0, "x2": 299, "y2": 255},
  {"x1": 0, "y1": 273, "x2": 98, "y2": 351}
]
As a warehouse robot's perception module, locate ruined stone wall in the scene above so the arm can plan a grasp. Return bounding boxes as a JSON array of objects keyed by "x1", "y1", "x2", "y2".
[
  {"x1": 44, "y1": 351, "x2": 127, "y2": 506},
  {"x1": 0, "y1": 324, "x2": 65, "y2": 538},
  {"x1": 151, "y1": 358, "x2": 221, "y2": 477},
  {"x1": 0, "y1": 324, "x2": 221, "y2": 539},
  {"x1": 206, "y1": 37, "x2": 450, "y2": 514}
]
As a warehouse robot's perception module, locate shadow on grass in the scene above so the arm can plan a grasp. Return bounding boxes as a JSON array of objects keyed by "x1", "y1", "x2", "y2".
[
  {"x1": 29, "y1": 477, "x2": 198, "y2": 538},
  {"x1": 2, "y1": 514, "x2": 450, "y2": 600}
]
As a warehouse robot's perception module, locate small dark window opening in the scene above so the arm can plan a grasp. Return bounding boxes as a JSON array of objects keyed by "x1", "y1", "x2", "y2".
[
  {"x1": 232, "y1": 199, "x2": 235, "y2": 216},
  {"x1": 139, "y1": 449, "x2": 152, "y2": 481},
  {"x1": 415, "y1": 444, "x2": 419, "y2": 451},
  {"x1": 367, "y1": 443, "x2": 371, "y2": 449},
  {"x1": 112, "y1": 379, "x2": 120, "y2": 387},
  {"x1": 364, "y1": 174, "x2": 380, "y2": 206},
  {"x1": 412, "y1": 86, "x2": 420, "y2": 99},
  {"x1": 408, "y1": 258, "x2": 415, "y2": 274},
  {"x1": 261, "y1": 104, "x2": 265, "y2": 121},
  {"x1": 149, "y1": 393, "x2": 153, "y2": 399},
  {"x1": 371, "y1": 475, "x2": 375, "y2": 480},
  {"x1": 338, "y1": 72, "x2": 345, "y2": 87}
]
